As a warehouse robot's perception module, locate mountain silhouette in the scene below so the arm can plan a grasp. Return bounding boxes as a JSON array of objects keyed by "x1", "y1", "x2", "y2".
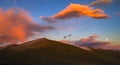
[{"x1": 0, "y1": 38, "x2": 120, "y2": 65}]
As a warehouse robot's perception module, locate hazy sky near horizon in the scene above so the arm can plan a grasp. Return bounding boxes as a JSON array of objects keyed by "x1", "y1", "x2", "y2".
[{"x1": 0, "y1": 0, "x2": 120, "y2": 44}]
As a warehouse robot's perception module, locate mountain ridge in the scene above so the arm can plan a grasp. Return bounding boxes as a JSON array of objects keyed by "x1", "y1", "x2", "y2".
[{"x1": 0, "y1": 38, "x2": 120, "y2": 65}]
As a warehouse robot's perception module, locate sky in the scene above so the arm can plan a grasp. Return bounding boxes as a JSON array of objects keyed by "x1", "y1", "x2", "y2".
[{"x1": 0, "y1": 0, "x2": 120, "y2": 45}]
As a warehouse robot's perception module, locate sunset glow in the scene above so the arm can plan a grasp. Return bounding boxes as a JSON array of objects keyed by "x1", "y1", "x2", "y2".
[{"x1": 0, "y1": 0, "x2": 119, "y2": 48}]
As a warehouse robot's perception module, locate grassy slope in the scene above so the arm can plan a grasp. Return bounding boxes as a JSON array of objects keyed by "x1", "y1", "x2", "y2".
[{"x1": 0, "y1": 38, "x2": 120, "y2": 65}]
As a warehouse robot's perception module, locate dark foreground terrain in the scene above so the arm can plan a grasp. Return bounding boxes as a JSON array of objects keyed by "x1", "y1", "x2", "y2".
[{"x1": 0, "y1": 38, "x2": 120, "y2": 65}]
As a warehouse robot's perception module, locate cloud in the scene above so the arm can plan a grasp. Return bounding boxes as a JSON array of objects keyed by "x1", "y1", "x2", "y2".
[
  {"x1": 89, "y1": 0, "x2": 112, "y2": 6},
  {"x1": 40, "y1": 3, "x2": 108, "y2": 22},
  {"x1": 75, "y1": 34, "x2": 109, "y2": 48},
  {"x1": 103, "y1": 45, "x2": 120, "y2": 50},
  {"x1": 60, "y1": 34, "x2": 120, "y2": 50},
  {"x1": 75, "y1": 34, "x2": 120, "y2": 50},
  {"x1": 80, "y1": 34, "x2": 99, "y2": 42},
  {"x1": 0, "y1": 8, "x2": 53, "y2": 45}
]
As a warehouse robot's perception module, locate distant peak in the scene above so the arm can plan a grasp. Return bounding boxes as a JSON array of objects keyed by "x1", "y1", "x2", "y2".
[{"x1": 35, "y1": 38, "x2": 50, "y2": 41}]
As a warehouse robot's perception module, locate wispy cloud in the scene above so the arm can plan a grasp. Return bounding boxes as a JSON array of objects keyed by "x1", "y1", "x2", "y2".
[
  {"x1": 75, "y1": 34, "x2": 109, "y2": 48},
  {"x1": 89, "y1": 0, "x2": 112, "y2": 6}
]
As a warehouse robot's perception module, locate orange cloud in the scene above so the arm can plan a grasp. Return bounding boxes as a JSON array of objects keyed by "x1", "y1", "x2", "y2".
[
  {"x1": 41, "y1": 3, "x2": 108, "y2": 22},
  {"x1": 0, "y1": 8, "x2": 53, "y2": 44}
]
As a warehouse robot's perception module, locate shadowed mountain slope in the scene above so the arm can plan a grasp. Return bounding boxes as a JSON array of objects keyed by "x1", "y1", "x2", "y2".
[{"x1": 0, "y1": 38, "x2": 120, "y2": 65}]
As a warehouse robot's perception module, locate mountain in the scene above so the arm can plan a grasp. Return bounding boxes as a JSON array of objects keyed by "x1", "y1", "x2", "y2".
[{"x1": 0, "y1": 38, "x2": 120, "y2": 65}]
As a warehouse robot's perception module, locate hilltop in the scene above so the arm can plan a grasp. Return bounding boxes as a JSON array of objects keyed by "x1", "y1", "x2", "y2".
[{"x1": 0, "y1": 38, "x2": 120, "y2": 65}]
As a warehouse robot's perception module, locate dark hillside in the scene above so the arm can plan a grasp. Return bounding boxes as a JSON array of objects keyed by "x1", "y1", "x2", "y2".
[{"x1": 0, "y1": 38, "x2": 120, "y2": 65}]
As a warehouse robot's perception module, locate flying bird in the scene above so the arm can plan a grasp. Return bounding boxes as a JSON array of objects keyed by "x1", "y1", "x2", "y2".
[{"x1": 63, "y1": 34, "x2": 72, "y2": 39}]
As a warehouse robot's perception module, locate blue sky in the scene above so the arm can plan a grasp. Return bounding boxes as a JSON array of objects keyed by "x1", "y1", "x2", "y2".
[{"x1": 0, "y1": 0, "x2": 120, "y2": 44}]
